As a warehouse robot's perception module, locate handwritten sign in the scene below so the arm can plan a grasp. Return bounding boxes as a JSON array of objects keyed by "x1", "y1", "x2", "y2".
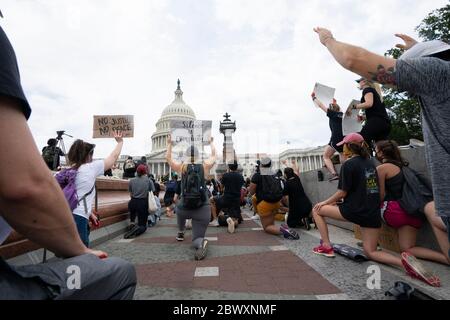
[
  {"x1": 93, "y1": 115, "x2": 134, "y2": 138},
  {"x1": 342, "y1": 100, "x2": 363, "y2": 135},
  {"x1": 312, "y1": 83, "x2": 335, "y2": 108},
  {"x1": 170, "y1": 120, "x2": 212, "y2": 145}
]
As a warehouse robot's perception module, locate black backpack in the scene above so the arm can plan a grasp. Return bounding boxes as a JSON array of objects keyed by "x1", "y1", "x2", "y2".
[
  {"x1": 398, "y1": 166, "x2": 433, "y2": 218},
  {"x1": 260, "y1": 174, "x2": 283, "y2": 203},
  {"x1": 181, "y1": 164, "x2": 206, "y2": 209},
  {"x1": 42, "y1": 146, "x2": 56, "y2": 164}
]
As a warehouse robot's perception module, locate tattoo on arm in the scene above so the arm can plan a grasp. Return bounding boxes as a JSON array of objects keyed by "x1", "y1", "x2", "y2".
[{"x1": 368, "y1": 65, "x2": 397, "y2": 86}]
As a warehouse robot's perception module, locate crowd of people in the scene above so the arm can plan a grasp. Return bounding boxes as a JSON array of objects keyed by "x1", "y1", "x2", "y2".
[{"x1": 0, "y1": 17, "x2": 449, "y2": 300}]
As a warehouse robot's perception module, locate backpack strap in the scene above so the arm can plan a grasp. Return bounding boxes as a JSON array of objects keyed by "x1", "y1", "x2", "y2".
[{"x1": 78, "y1": 184, "x2": 95, "y2": 214}]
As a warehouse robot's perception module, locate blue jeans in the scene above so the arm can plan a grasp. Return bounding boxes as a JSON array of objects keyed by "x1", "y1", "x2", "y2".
[{"x1": 73, "y1": 214, "x2": 90, "y2": 247}]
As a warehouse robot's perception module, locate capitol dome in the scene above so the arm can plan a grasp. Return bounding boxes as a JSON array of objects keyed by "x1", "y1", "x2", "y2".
[{"x1": 151, "y1": 79, "x2": 196, "y2": 152}]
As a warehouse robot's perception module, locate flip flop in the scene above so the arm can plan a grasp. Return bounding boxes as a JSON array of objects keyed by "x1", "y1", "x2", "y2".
[{"x1": 401, "y1": 252, "x2": 441, "y2": 287}]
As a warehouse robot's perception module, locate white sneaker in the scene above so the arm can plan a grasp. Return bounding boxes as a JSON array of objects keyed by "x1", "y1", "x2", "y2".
[
  {"x1": 185, "y1": 219, "x2": 192, "y2": 230},
  {"x1": 209, "y1": 219, "x2": 219, "y2": 227},
  {"x1": 226, "y1": 217, "x2": 235, "y2": 234},
  {"x1": 250, "y1": 215, "x2": 260, "y2": 220}
]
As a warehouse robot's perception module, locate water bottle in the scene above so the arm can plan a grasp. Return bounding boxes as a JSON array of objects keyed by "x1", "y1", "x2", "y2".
[{"x1": 317, "y1": 170, "x2": 324, "y2": 182}]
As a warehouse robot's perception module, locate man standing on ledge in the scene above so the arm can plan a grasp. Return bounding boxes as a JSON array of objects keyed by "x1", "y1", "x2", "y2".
[{"x1": 313, "y1": 27, "x2": 450, "y2": 258}]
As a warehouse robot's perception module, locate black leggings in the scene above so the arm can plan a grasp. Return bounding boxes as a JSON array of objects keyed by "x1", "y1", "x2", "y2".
[
  {"x1": 128, "y1": 198, "x2": 149, "y2": 236},
  {"x1": 360, "y1": 117, "x2": 391, "y2": 145}
]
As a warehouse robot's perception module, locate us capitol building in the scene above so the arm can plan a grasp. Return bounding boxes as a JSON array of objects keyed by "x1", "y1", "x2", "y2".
[{"x1": 146, "y1": 79, "x2": 197, "y2": 179}]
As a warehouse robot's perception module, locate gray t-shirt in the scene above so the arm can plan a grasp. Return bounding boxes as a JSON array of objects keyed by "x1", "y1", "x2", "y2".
[
  {"x1": 396, "y1": 57, "x2": 450, "y2": 217},
  {"x1": 128, "y1": 176, "x2": 155, "y2": 199}
]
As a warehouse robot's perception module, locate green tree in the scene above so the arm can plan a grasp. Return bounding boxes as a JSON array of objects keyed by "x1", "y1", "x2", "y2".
[{"x1": 383, "y1": 3, "x2": 450, "y2": 145}]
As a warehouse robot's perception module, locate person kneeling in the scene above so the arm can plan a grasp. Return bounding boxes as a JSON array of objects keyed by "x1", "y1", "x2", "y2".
[{"x1": 312, "y1": 133, "x2": 440, "y2": 287}]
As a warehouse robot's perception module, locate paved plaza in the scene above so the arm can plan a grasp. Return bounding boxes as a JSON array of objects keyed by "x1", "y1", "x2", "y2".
[{"x1": 96, "y1": 208, "x2": 450, "y2": 300}]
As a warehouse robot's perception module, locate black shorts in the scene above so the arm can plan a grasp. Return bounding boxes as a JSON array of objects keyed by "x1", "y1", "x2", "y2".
[
  {"x1": 328, "y1": 137, "x2": 343, "y2": 153},
  {"x1": 214, "y1": 195, "x2": 241, "y2": 219},
  {"x1": 360, "y1": 117, "x2": 391, "y2": 144},
  {"x1": 339, "y1": 205, "x2": 381, "y2": 228},
  {"x1": 0, "y1": 26, "x2": 31, "y2": 119}
]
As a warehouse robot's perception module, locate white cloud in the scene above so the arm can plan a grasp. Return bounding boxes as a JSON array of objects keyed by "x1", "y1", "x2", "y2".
[{"x1": 1, "y1": 0, "x2": 448, "y2": 159}]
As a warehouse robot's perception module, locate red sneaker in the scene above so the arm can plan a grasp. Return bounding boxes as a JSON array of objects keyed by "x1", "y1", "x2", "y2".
[
  {"x1": 401, "y1": 252, "x2": 440, "y2": 287},
  {"x1": 313, "y1": 244, "x2": 335, "y2": 258}
]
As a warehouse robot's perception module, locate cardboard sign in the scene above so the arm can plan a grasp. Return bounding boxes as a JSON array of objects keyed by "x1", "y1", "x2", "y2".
[
  {"x1": 170, "y1": 120, "x2": 212, "y2": 145},
  {"x1": 342, "y1": 100, "x2": 363, "y2": 135},
  {"x1": 93, "y1": 115, "x2": 134, "y2": 138},
  {"x1": 313, "y1": 83, "x2": 335, "y2": 108}
]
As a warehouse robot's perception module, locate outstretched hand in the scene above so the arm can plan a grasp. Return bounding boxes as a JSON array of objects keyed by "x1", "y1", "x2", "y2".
[
  {"x1": 395, "y1": 34, "x2": 418, "y2": 51},
  {"x1": 313, "y1": 27, "x2": 335, "y2": 46},
  {"x1": 113, "y1": 130, "x2": 123, "y2": 143}
]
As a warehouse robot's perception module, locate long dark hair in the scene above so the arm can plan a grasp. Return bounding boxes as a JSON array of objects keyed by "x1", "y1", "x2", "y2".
[
  {"x1": 346, "y1": 141, "x2": 371, "y2": 159},
  {"x1": 68, "y1": 139, "x2": 95, "y2": 169},
  {"x1": 375, "y1": 140, "x2": 409, "y2": 167}
]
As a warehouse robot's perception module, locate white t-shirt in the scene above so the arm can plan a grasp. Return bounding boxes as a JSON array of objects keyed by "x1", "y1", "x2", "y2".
[{"x1": 72, "y1": 160, "x2": 105, "y2": 220}]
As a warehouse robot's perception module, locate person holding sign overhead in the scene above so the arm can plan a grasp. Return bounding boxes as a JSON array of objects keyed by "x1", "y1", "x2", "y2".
[
  {"x1": 65, "y1": 130, "x2": 124, "y2": 247},
  {"x1": 166, "y1": 134, "x2": 216, "y2": 260},
  {"x1": 311, "y1": 92, "x2": 344, "y2": 181},
  {"x1": 347, "y1": 78, "x2": 391, "y2": 148}
]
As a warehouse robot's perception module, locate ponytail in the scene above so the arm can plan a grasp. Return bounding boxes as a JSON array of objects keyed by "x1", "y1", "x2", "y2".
[{"x1": 68, "y1": 139, "x2": 95, "y2": 168}]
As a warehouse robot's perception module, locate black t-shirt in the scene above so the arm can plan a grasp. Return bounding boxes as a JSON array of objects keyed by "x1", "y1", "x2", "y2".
[
  {"x1": 338, "y1": 156, "x2": 380, "y2": 221},
  {"x1": 0, "y1": 26, "x2": 31, "y2": 119},
  {"x1": 221, "y1": 171, "x2": 245, "y2": 199},
  {"x1": 251, "y1": 172, "x2": 262, "y2": 202},
  {"x1": 282, "y1": 175, "x2": 312, "y2": 213},
  {"x1": 327, "y1": 110, "x2": 344, "y2": 141},
  {"x1": 362, "y1": 87, "x2": 389, "y2": 121}
]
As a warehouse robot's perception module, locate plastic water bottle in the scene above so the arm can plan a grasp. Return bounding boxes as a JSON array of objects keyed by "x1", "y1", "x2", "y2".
[{"x1": 317, "y1": 170, "x2": 324, "y2": 182}]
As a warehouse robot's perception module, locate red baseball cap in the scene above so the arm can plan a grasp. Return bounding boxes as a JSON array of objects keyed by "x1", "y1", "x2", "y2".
[{"x1": 336, "y1": 133, "x2": 364, "y2": 146}]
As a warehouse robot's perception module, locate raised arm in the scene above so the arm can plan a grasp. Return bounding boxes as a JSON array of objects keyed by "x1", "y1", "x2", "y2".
[
  {"x1": 104, "y1": 130, "x2": 124, "y2": 171},
  {"x1": 355, "y1": 92, "x2": 374, "y2": 110},
  {"x1": 166, "y1": 134, "x2": 182, "y2": 174},
  {"x1": 311, "y1": 92, "x2": 328, "y2": 113},
  {"x1": 203, "y1": 137, "x2": 217, "y2": 173},
  {"x1": 0, "y1": 97, "x2": 102, "y2": 258},
  {"x1": 291, "y1": 159, "x2": 300, "y2": 176},
  {"x1": 314, "y1": 27, "x2": 398, "y2": 87}
]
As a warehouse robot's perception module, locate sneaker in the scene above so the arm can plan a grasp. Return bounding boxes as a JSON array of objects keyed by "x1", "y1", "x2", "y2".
[
  {"x1": 250, "y1": 215, "x2": 260, "y2": 220},
  {"x1": 328, "y1": 173, "x2": 339, "y2": 182},
  {"x1": 209, "y1": 219, "x2": 220, "y2": 227},
  {"x1": 226, "y1": 217, "x2": 235, "y2": 234},
  {"x1": 313, "y1": 244, "x2": 335, "y2": 257},
  {"x1": 127, "y1": 222, "x2": 136, "y2": 232},
  {"x1": 195, "y1": 239, "x2": 209, "y2": 261},
  {"x1": 280, "y1": 224, "x2": 300, "y2": 240},
  {"x1": 401, "y1": 252, "x2": 440, "y2": 287},
  {"x1": 124, "y1": 225, "x2": 139, "y2": 239},
  {"x1": 185, "y1": 219, "x2": 192, "y2": 230},
  {"x1": 176, "y1": 232, "x2": 185, "y2": 241}
]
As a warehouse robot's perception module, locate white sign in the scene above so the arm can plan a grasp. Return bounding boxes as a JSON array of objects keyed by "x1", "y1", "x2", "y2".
[
  {"x1": 170, "y1": 120, "x2": 212, "y2": 145},
  {"x1": 342, "y1": 100, "x2": 363, "y2": 135},
  {"x1": 313, "y1": 83, "x2": 335, "y2": 108}
]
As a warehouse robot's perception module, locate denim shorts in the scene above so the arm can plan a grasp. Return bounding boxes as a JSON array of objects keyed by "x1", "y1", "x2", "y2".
[{"x1": 73, "y1": 214, "x2": 89, "y2": 247}]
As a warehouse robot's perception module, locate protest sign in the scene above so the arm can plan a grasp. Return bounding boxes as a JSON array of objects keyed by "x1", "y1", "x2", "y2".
[
  {"x1": 170, "y1": 120, "x2": 212, "y2": 145},
  {"x1": 93, "y1": 115, "x2": 134, "y2": 138},
  {"x1": 342, "y1": 100, "x2": 363, "y2": 135},
  {"x1": 312, "y1": 83, "x2": 335, "y2": 108}
]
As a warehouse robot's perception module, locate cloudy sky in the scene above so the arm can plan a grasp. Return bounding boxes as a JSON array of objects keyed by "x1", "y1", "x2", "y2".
[{"x1": 1, "y1": 0, "x2": 448, "y2": 158}]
